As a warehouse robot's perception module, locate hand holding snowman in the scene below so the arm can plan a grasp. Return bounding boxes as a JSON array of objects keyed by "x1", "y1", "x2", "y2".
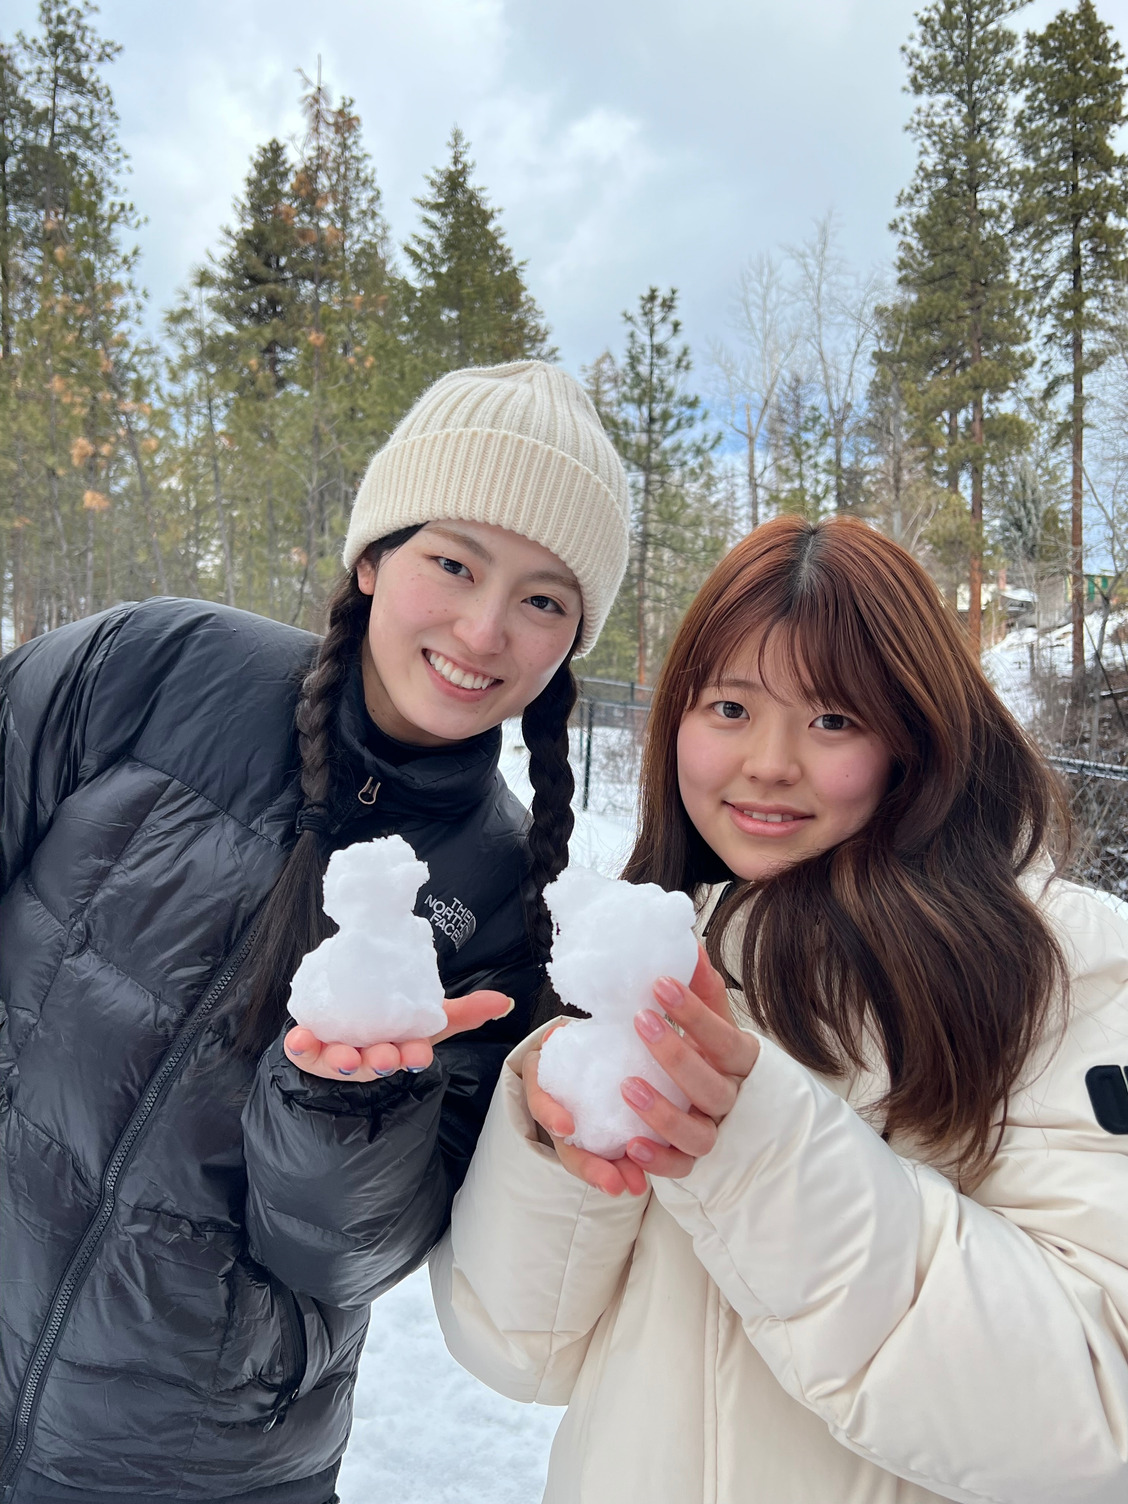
[
  {"x1": 526, "y1": 867, "x2": 760, "y2": 1196},
  {"x1": 283, "y1": 835, "x2": 513, "y2": 1082}
]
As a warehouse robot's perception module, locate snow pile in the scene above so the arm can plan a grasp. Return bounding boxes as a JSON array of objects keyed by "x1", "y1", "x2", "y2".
[
  {"x1": 288, "y1": 834, "x2": 446, "y2": 1046},
  {"x1": 537, "y1": 866, "x2": 699, "y2": 1157}
]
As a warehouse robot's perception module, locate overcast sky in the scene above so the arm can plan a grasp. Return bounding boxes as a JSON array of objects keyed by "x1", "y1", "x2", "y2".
[{"x1": 6, "y1": 0, "x2": 1126, "y2": 379}]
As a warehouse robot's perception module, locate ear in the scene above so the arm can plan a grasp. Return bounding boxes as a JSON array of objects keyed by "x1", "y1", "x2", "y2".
[{"x1": 356, "y1": 557, "x2": 377, "y2": 596}]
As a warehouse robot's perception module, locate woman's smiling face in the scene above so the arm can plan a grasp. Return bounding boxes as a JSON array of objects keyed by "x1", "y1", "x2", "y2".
[
  {"x1": 676, "y1": 633, "x2": 893, "y2": 881},
  {"x1": 356, "y1": 520, "x2": 582, "y2": 747}
]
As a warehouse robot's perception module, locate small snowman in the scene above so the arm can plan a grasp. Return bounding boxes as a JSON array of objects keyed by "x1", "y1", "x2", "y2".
[
  {"x1": 536, "y1": 867, "x2": 699, "y2": 1158},
  {"x1": 288, "y1": 834, "x2": 447, "y2": 1046}
]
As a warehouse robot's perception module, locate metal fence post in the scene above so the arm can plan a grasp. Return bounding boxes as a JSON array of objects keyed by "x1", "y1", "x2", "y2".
[{"x1": 582, "y1": 697, "x2": 594, "y2": 811}]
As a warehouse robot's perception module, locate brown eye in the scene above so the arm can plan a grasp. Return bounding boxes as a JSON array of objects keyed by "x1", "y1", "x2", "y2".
[
  {"x1": 712, "y1": 701, "x2": 746, "y2": 720},
  {"x1": 526, "y1": 594, "x2": 563, "y2": 614},
  {"x1": 813, "y1": 713, "x2": 850, "y2": 732}
]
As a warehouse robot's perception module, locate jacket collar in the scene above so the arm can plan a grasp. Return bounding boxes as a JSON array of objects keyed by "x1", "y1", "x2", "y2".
[{"x1": 329, "y1": 656, "x2": 502, "y2": 829}]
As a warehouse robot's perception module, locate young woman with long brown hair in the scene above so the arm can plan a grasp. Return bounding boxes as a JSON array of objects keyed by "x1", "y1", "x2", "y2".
[{"x1": 433, "y1": 514, "x2": 1128, "y2": 1504}]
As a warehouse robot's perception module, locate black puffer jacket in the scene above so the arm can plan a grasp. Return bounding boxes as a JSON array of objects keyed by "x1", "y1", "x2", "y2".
[{"x1": 0, "y1": 597, "x2": 541, "y2": 1504}]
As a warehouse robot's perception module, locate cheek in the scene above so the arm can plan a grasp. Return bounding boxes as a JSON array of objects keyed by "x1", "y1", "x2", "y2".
[
  {"x1": 369, "y1": 565, "x2": 443, "y2": 643},
  {"x1": 814, "y1": 744, "x2": 893, "y2": 828},
  {"x1": 676, "y1": 721, "x2": 722, "y2": 812}
]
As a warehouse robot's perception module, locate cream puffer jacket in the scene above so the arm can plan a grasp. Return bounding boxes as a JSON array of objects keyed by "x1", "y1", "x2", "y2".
[{"x1": 430, "y1": 877, "x2": 1128, "y2": 1504}]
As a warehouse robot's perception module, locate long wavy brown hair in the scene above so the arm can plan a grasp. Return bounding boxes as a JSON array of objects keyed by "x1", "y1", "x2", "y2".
[{"x1": 624, "y1": 515, "x2": 1071, "y2": 1178}]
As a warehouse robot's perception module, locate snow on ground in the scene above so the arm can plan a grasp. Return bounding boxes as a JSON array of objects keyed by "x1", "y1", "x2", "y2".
[
  {"x1": 337, "y1": 1268, "x2": 561, "y2": 1504},
  {"x1": 981, "y1": 612, "x2": 1128, "y2": 726},
  {"x1": 338, "y1": 721, "x2": 640, "y2": 1504}
]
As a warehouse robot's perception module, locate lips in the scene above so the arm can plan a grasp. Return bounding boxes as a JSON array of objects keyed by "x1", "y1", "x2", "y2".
[
  {"x1": 724, "y1": 803, "x2": 813, "y2": 837},
  {"x1": 424, "y1": 650, "x2": 500, "y2": 693}
]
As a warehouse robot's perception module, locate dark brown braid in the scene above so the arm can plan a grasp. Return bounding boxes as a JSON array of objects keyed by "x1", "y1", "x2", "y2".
[
  {"x1": 233, "y1": 527, "x2": 421, "y2": 1055},
  {"x1": 522, "y1": 659, "x2": 579, "y2": 1025}
]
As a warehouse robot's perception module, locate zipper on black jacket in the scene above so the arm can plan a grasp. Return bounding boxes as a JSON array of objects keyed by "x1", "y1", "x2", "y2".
[
  {"x1": 0, "y1": 928, "x2": 257, "y2": 1501},
  {"x1": 263, "y1": 1286, "x2": 308, "y2": 1432}
]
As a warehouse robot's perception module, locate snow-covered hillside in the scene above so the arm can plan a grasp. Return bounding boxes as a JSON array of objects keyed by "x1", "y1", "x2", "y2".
[{"x1": 982, "y1": 613, "x2": 1128, "y2": 726}]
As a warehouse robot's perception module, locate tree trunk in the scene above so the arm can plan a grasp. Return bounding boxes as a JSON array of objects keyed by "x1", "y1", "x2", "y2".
[
  {"x1": 746, "y1": 402, "x2": 759, "y2": 531},
  {"x1": 1071, "y1": 324, "x2": 1085, "y2": 694},
  {"x1": 969, "y1": 395, "x2": 984, "y2": 653}
]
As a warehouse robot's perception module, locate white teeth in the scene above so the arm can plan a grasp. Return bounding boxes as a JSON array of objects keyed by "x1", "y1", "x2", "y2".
[
  {"x1": 748, "y1": 811, "x2": 791, "y2": 823},
  {"x1": 427, "y1": 652, "x2": 496, "y2": 691}
]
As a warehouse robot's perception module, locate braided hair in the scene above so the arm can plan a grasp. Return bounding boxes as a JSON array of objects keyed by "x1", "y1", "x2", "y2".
[
  {"x1": 234, "y1": 527, "x2": 420, "y2": 1055},
  {"x1": 522, "y1": 660, "x2": 580, "y2": 1024}
]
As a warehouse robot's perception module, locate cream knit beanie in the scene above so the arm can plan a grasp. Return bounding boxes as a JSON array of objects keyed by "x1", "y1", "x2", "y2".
[{"x1": 342, "y1": 360, "x2": 630, "y2": 654}]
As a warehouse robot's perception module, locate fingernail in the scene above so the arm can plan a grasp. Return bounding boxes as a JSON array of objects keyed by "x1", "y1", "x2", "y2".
[
  {"x1": 654, "y1": 976, "x2": 684, "y2": 1009},
  {"x1": 653, "y1": 977, "x2": 683, "y2": 1009},
  {"x1": 621, "y1": 1076, "x2": 654, "y2": 1110},
  {"x1": 498, "y1": 996, "x2": 516, "y2": 1015},
  {"x1": 288, "y1": 1047, "x2": 307, "y2": 1056},
  {"x1": 634, "y1": 1009, "x2": 665, "y2": 1042},
  {"x1": 374, "y1": 1068, "x2": 395, "y2": 1078},
  {"x1": 629, "y1": 1139, "x2": 655, "y2": 1163},
  {"x1": 338, "y1": 1067, "x2": 357, "y2": 1076},
  {"x1": 406, "y1": 1065, "x2": 426, "y2": 1074}
]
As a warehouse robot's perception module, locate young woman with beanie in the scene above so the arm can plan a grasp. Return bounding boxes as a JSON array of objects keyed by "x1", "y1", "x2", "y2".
[
  {"x1": 0, "y1": 360, "x2": 629, "y2": 1504},
  {"x1": 433, "y1": 515, "x2": 1128, "y2": 1504}
]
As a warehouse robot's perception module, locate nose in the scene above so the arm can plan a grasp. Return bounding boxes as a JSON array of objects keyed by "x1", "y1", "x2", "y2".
[
  {"x1": 451, "y1": 590, "x2": 508, "y2": 659},
  {"x1": 740, "y1": 718, "x2": 800, "y2": 786}
]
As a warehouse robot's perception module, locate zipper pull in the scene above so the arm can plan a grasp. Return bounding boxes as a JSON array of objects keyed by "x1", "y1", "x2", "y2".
[{"x1": 358, "y1": 777, "x2": 380, "y2": 806}]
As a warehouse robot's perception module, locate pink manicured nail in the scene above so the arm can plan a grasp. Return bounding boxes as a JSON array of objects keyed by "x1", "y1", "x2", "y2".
[
  {"x1": 653, "y1": 976, "x2": 683, "y2": 1009},
  {"x1": 635, "y1": 1008, "x2": 665, "y2": 1041},
  {"x1": 628, "y1": 1139, "x2": 655, "y2": 1164},
  {"x1": 621, "y1": 1076, "x2": 655, "y2": 1110}
]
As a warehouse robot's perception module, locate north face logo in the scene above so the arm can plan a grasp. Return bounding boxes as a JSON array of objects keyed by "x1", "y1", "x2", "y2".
[{"x1": 424, "y1": 893, "x2": 477, "y2": 951}]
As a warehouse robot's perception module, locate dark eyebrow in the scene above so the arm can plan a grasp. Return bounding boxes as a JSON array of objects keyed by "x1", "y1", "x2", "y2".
[
  {"x1": 712, "y1": 676, "x2": 764, "y2": 693},
  {"x1": 427, "y1": 526, "x2": 581, "y2": 598},
  {"x1": 525, "y1": 568, "x2": 582, "y2": 594},
  {"x1": 427, "y1": 525, "x2": 492, "y2": 562}
]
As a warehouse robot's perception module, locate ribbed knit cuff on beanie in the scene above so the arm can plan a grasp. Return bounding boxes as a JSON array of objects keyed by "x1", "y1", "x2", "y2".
[{"x1": 342, "y1": 360, "x2": 630, "y2": 655}]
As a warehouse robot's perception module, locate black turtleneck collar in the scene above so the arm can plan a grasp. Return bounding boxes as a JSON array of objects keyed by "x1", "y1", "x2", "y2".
[{"x1": 328, "y1": 655, "x2": 503, "y2": 830}]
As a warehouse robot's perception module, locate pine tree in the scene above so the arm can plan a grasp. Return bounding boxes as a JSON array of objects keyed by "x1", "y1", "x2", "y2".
[
  {"x1": 596, "y1": 288, "x2": 720, "y2": 685},
  {"x1": 213, "y1": 139, "x2": 300, "y2": 390},
  {"x1": 0, "y1": 41, "x2": 33, "y2": 360},
  {"x1": 764, "y1": 372, "x2": 832, "y2": 520},
  {"x1": 404, "y1": 127, "x2": 554, "y2": 382},
  {"x1": 892, "y1": 0, "x2": 1031, "y2": 651},
  {"x1": 190, "y1": 71, "x2": 405, "y2": 627},
  {"x1": 0, "y1": 0, "x2": 162, "y2": 641},
  {"x1": 1017, "y1": 0, "x2": 1128, "y2": 686}
]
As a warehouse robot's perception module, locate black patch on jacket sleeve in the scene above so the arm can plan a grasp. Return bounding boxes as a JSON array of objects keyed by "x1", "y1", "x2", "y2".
[{"x1": 1085, "y1": 1065, "x2": 1128, "y2": 1134}]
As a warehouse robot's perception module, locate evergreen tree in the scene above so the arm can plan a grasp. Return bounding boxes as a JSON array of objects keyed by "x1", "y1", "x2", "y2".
[
  {"x1": 180, "y1": 70, "x2": 407, "y2": 627},
  {"x1": 213, "y1": 139, "x2": 300, "y2": 390},
  {"x1": 892, "y1": 0, "x2": 1031, "y2": 650},
  {"x1": 0, "y1": 41, "x2": 33, "y2": 359},
  {"x1": 1017, "y1": 0, "x2": 1128, "y2": 686},
  {"x1": 594, "y1": 288, "x2": 720, "y2": 685},
  {"x1": 0, "y1": 0, "x2": 161, "y2": 642},
  {"x1": 764, "y1": 371, "x2": 832, "y2": 520},
  {"x1": 404, "y1": 127, "x2": 554, "y2": 383}
]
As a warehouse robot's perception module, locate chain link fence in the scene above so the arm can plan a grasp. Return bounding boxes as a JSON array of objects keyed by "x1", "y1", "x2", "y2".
[
  {"x1": 571, "y1": 678, "x2": 651, "y2": 815},
  {"x1": 1045, "y1": 756, "x2": 1128, "y2": 900}
]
